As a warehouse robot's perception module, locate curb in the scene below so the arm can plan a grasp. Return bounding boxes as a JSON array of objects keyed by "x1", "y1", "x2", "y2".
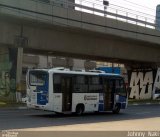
[
  {"x1": 0, "y1": 106, "x2": 27, "y2": 110},
  {"x1": 129, "y1": 102, "x2": 160, "y2": 106}
]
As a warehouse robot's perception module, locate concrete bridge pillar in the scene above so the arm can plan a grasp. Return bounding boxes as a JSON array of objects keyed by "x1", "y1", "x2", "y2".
[{"x1": 16, "y1": 47, "x2": 23, "y2": 102}]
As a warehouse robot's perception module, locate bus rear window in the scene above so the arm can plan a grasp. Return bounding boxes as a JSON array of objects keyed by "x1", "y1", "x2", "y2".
[{"x1": 29, "y1": 71, "x2": 47, "y2": 86}]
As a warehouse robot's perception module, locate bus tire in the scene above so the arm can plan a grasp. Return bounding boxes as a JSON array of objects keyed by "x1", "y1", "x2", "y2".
[
  {"x1": 55, "y1": 112, "x2": 63, "y2": 115},
  {"x1": 112, "y1": 103, "x2": 121, "y2": 114},
  {"x1": 76, "y1": 104, "x2": 84, "y2": 115}
]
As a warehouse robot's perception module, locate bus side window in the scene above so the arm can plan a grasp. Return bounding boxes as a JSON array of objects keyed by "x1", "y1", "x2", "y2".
[
  {"x1": 115, "y1": 79, "x2": 126, "y2": 96},
  {"x1": 89, "y1": 76, "x2": 103, "y2": 93},
  {"x1": 73, "y1": 75, "x2": 88, "y2": 93},
  {"x1": 53, "y1": 74, "x2": 62, "y2": 93}
]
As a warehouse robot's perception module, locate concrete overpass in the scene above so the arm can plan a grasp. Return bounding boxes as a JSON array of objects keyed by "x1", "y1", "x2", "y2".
[
  {"x1": 0, "y1": 0, "x2": 160, "y2": 64},
  {"x1": 1, "y1": 0, "x2": 160, "y2": 100}
]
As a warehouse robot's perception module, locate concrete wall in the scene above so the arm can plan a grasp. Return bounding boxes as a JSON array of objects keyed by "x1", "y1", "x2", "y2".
[
  {"x1": 0, "y1": 15, "x2": 160, "y2": 64},
  {"x1": 22, "y1": 54, "x2": 96, "y2": 70},
  {"x1": 0, "y1": 47, "x2": 17, "y2": 101},
  {"x1": 24, "y1": 23, "x2": 160, "y2": 63},
  {"x1": 23, "y1": 54, "x2": 39, "y2": 66}
]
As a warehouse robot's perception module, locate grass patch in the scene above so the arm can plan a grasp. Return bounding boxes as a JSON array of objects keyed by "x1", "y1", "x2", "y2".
[
  {"x1": 0, "y1": 101, "x2": 26, "y2": 108},
  {"x1": 0, "y1": 102, "x2": 6, "y2": 105}
]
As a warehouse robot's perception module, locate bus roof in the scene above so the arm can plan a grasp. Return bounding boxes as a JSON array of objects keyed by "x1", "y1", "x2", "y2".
[
  {"x1": 48, "y1": 67, "x2": 122, "y2": 77},
  {"x1": 29, "y1": 67, "x2": 122, "y2": 78},
  {"x1": 99, "y1": 73, "x2": 123, "y2": 78}
]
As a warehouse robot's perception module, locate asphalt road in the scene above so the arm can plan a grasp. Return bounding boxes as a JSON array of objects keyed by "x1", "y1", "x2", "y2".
[{"x1": 0, "y1": 104, "x2": 160, "y2": 131}]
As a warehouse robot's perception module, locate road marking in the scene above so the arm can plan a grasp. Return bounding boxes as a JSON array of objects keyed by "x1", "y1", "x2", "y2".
[{"x1": 135, "y1": 112, "x2": 151, "y2": 115}]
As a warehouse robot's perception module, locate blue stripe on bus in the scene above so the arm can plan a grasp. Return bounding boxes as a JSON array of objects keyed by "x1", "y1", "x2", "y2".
[
  {"x1": 37, "y1": 93, "x2": 47, "y2": 105},
  {"x1": 118, "y1": 96, "x2": 127, "y2": 109},
  {"x1": 121, "y1": 103, "x2": 126, "y2": 109},
  {"x1": 37, "y1": 73, "x2": 49, "y2": 105},
  {"x1": 98, "y1": 93, "x2": 104, "y2": 111},
  {"x1": 118, "y1": 96, "x2": 126, "y2": 102}
]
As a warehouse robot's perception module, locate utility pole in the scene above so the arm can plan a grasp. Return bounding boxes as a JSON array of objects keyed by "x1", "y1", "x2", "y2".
[
  {"x1": 15, "y1": 24, "x2": 28, "y2": 102},
  {"x1": 103, "y1": 0, "x2": 109, "y2": 17}
]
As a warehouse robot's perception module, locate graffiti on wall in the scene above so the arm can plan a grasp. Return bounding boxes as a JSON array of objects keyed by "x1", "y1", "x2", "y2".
[
  {"x1": 153, "y1": 68, "x2": 160, "y2": 99},
  {"x1": 0, "y1": 48, "x2": 17, "y2": 101},
  {"x1": 0, "y1": 72, "x2": 10, "y2": 97},
  {"x1": 129, "y1": 69, "x2": 160, "y2": 99},
  {"x1": 0, "y1": 72, "x2": 16, "y2": 95}
]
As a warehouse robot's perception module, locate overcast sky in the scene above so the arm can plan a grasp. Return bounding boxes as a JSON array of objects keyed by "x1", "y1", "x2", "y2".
[{"x1": 110, "y1": 0, "x2": 159, "y2": 15}]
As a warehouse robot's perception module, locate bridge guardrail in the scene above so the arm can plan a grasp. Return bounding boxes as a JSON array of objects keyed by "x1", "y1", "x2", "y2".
[
  {"x1": 34, "y1": 0, "x2": 156, "y2": 28},
  {"x1": 0, "y1": 0, "x2": 158, "y2": 30}
]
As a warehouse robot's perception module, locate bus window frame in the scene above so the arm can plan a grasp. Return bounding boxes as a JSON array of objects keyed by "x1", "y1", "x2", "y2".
[
  {"x1": 53, "y1": 73, "x2": 75, "y2": 93},
  {"x1": 115, "y1": 78, "x2": 127, "y2": 97},
  {"x1": 101, "y1": 76, "x2": 127, "y2": 96},
  {"x1": 88, "y1": 76, "x2": 103, "y2": 93},
  {"x1": 52, "y1": 73, "x2": 127, "y2": 95},
  {"x1": 73, "y1": 74, "x2": 89, "y2": 93},
  {"x1": 29, "y1": 70, "x2": 48, "y2": 86},
  {"x1": 53, "y1": 73, "x2": 62, "y2": 93}
]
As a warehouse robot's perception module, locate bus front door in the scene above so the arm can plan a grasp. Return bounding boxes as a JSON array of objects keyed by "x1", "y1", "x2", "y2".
[
  {"x1": 104, "y1": 79, "x2": 115, "y2": 111},
  {"x1": 61, "y1": 76, "x2": 72, "y2": 112}
]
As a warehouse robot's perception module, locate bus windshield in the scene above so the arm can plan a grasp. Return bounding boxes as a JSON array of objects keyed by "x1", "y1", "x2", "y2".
[
  {"x1": 115, "y1": 79, "x2": 127, "y2": 97},
  {"x1": 29, "y1": 71, "x2": 47, "y2": 86}
]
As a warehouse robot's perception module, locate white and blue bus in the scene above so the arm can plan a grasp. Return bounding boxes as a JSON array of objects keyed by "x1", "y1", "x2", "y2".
[{"x1": 26, "y1": 67, "x2": 128, "y2": 114}]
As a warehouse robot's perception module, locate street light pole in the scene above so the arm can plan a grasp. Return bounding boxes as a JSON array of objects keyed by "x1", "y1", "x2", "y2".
[{"x1": 103, "y1": 0, "x2": 109, "y2": 17}]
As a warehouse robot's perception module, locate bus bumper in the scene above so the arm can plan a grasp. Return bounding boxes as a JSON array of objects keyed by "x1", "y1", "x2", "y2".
[{"x1": 27, "y1": 103, "x2": 49, "y2": 110}]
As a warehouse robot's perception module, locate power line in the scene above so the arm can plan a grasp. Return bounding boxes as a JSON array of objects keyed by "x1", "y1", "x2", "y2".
[
  {"x1": 122, "y1": 0, "x2": 155, "y2": 11},
  {"x1": 77, "y1": 0, "x2": 156, "y2": 20},
  {"x1": 77, "y1": 0, "x2": 155, "y2": 18},
  {"x1": 102, "y1": 0, "x2": 156, "y2": 11},
  {"x1": 86, "y1": 0, "x2": 156, "y2": 11},
  {"x1": 109, "y1": 3, "x2": 155, "y2": 18}
]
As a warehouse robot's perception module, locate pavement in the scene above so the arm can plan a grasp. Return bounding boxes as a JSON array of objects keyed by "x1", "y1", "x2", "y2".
[{"x1": 130, "y1": 102, "x2": 160, "y2": 106}]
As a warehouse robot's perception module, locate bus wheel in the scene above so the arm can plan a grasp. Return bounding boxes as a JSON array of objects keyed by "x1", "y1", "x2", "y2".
[
  {"x1": 112, "y1": 104, "x2": 121, "y2": 114},
  {"x1": 76, "y1": 104, "x2": 84, "y2": 115},
  {"x1": 55, "y1": 112, "x2": 63, "y2": 115}
]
